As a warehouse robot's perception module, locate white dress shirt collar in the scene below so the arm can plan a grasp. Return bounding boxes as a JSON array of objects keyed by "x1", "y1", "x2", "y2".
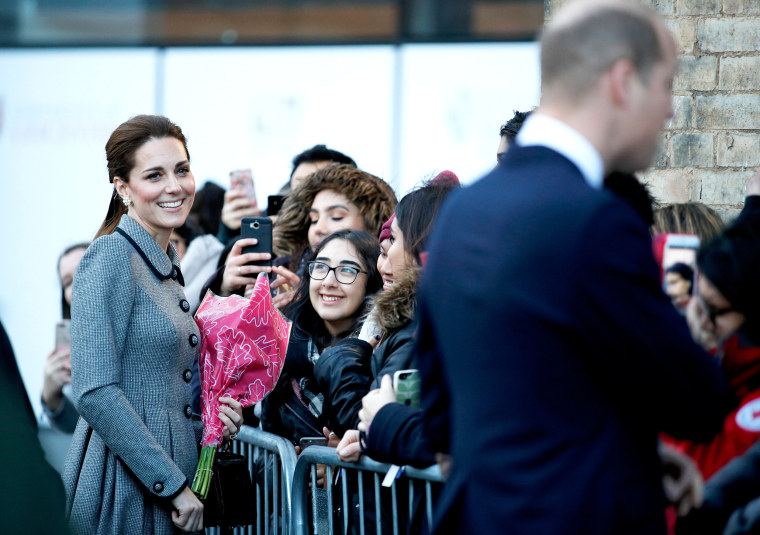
[{"x1": 515, "y1": 113, "x2": 604, "y2": 190}]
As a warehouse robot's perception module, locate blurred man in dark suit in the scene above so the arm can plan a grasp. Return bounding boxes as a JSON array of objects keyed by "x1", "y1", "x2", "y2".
[{"x1": 416, "y1": 1, "x2": 732, "y2": 533}]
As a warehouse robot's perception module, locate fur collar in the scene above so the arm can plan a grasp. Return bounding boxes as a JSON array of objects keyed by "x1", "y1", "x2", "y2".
[{"x1": 370, "y1": 266, "x2": 420, "y2": 332}]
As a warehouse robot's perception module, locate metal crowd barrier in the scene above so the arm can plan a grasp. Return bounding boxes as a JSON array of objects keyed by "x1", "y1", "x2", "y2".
[
  {"x1": 206, "y1": 424, "x2": 298, "y2": 535},
  {"x1": 291, "y1": 445, "x2": 444, "y2": 535}
]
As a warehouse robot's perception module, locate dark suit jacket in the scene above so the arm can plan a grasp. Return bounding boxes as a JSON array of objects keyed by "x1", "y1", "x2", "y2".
[{"x1": 416, "y1": 146, "x2": 733, "y2": 534}]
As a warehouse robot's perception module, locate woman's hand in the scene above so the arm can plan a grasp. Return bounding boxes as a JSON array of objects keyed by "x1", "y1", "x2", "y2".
[
  {"x1": 220, "y1": 188, "x2": 261, "y2": 231},
  {"x1": 270, "y1": 265, "x2": 300, "y2": 310},
  {"x1": 220, "y1": 239, "x2": 272, "y2": 296},
  {"x1": 42, "y1": 348, "x2": 71, "y2": 411},
  {"x1": 358, "y1": 374, "x2": 396, "y2": 432},
  {"x1": 219, "y1": 396, "x2": 244, "y2": 440},
  {"x1": 171, "y1": 487, "x2": 204, "y2": 532},
  {"x1": 337, "y1": 429, "x2": 362, "y2": 462}
]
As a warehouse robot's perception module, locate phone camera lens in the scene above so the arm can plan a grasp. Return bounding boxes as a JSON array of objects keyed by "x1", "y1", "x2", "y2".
[{"x1": 252, "y1": 221, "x2": 260, "y2": 229}]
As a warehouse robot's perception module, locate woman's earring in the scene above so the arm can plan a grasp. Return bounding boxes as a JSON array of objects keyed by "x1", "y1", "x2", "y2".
[{"x1": 122, "y1": 197, "x2": 131, "y2": 207}]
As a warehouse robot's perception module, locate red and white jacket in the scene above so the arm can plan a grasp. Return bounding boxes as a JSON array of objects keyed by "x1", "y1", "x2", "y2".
[{"x1": 665, "y1": 333, "x2": 760, "y2": 480}]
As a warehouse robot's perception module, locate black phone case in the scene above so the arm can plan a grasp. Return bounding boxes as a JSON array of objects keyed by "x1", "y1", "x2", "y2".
[{"x1": 240, "y1": 217, "x2": 273, "y2": 267}]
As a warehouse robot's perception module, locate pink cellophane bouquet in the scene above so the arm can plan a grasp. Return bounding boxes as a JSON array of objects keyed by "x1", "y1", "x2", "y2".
[{"x1": 190, "y1": 273, "x2": 290, "y2": 500}]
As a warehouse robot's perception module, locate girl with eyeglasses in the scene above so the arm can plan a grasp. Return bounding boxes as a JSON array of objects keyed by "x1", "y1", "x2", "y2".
[{"x1": 259, "y1": 229, "x2": 383, "y2": 448}]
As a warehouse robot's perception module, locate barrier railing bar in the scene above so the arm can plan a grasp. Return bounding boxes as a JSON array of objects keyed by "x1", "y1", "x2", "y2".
[
  {"x1": 291, "y1": 446, "x2": 442, "y2": 535},
  {"x1": 391, "y1": 479, "x2": 399, "y2": 535},
  {"x1": 326, "y1": 466, "x2": 334, "y2": 533},
  {"x1": 235, "y1": 425, "x2": 298, "y2": 535},
  {"x1": 358, "y1": 470, "x2": 365, "y2": 535},
  {"x1": 373, "y1": 472, "x2": 381, "y2": 534},
  {"x1": 341, "y1": 469, "x2": 349, "y2": 535}
]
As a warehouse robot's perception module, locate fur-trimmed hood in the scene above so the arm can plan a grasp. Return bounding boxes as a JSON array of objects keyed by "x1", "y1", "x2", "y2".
[{"x1": 369, "y1": 266, "x2": 420, "y2": 332}]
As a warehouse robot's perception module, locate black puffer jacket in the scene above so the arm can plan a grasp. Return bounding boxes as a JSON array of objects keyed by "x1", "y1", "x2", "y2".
[
  {"x1": 260, "y1": 319, "x2": 327, "y2": 446},
  {"x1": 313, "y1": 267, "x2": 420, "y2": 436}
]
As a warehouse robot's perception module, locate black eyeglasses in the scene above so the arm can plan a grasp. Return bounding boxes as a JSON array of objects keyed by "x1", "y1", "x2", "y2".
[
  {"x1": 698, "y1": 296, "x2": 735, "y2": 324},
  {"x1": 307, "y1": 261, "x2": 366, "y2": 284}
]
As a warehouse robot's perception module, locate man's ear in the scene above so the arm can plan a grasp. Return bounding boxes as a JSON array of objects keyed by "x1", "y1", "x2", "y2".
[
  {"x1": 608, "y1": 58, "x2": 636, "y2": 108},
  {"x1": 113, "y1": 177, "x2": 128, "y2": 200}
]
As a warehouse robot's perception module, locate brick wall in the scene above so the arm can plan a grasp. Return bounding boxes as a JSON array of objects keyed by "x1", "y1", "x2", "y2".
[{"x1": 545, "y1": 0, "x2": 760, "y2": 219}]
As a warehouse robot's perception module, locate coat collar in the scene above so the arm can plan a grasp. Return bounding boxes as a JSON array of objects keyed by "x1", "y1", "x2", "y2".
[{"x1": 116, "y1": 215, "x2": 184, "y2": 285}]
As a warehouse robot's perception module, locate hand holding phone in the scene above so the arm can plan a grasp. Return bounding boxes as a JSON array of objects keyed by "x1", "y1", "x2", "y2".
[
  {"x1": 55, "y1": 319, "x2": 71, "y2": 350},
  {"x1": 393, "y1": 369, "x2": 421, "y2": 409},
  {"x1": 230, "y1": 168, "x2": 257, "y2": 205},
  {"x1": 220, "y1": 233, "x2": 274, "y2": 297}
]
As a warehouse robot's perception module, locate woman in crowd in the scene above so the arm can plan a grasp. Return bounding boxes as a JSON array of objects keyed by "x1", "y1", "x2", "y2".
[
  {"x1": 63, "y1": 115, "x2": 243, "y2": 535},
  {"x1": 261, "y1": 229, "x2": 383, "y2": 445},
  {"x1": 39, "y1": 242, "x2": 89, "y2": 474},
  {"x1": 208, "y1": 164, "x2": 396, "y2": 310},
  {"x1": 673, "y1": 174, "x2": 760, "y2": 535},
  {"x1": 42, "y1": 243, "x2": 89, "y2": 432},
  {"x1": 218, "y1": 164, "x2": 394, "y2": 301},
  {"x1": 315, "y1": 172, "x2": 459, "y2": 438}
]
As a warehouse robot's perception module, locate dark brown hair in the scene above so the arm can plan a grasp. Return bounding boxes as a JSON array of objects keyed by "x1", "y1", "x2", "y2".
[
  {"x1": 95, "y1": 115, "x2": 189, "y2": 239},
  {"x1": 395, "y1": 178, "x2": 459, "y2": 264}
]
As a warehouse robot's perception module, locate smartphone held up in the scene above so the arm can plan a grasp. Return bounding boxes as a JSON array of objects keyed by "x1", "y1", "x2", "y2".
[
  {"x1": 230, "y1": 168, "x2": 257, "y2": 206},
  {"x1": 654, "y1": 233, "x2": 700, "y2": 309},
  {"x1": 240, "y1": 217, "x2": 273, "y2": 268}
]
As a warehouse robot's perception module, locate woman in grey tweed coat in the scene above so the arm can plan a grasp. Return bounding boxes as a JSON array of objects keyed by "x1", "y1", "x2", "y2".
[{"x1": 63, "y1": 115, "x2": 243, "y2": 534}]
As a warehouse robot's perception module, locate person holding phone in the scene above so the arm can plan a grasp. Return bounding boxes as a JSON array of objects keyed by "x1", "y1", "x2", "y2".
[
  {"x1": 315, "y1": 172, "x2": 459, "y2": 438},
  {"x1": 39, "y1": 242, "x2": 89, "y2": 474},
  {"x1": 63, "y1": 115, "x2": 243, "y2": 535},
  {"x1": 674, "y1": 182, "x2": 760, "y2": 534},
  {"x1": 210, "y1": 164, "x2": 395, "y2": 311}
]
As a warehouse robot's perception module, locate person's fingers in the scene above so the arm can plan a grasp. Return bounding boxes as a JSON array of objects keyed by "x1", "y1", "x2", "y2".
[
  {"x1": 227, "y1": 196, "x2": 256, "y2": 210},
  {"x1": 172, "y1": 509, "x2": 188, "y2": 531},
  {"x1": 271, "y1": 265, "x2": 301, "y2": 286},
  {"x1": 357, "y1": 419, "x2": 368, "y2": 433},
  {"x1": 219, "y1": 404, "x2": 242, "y2": 429},
  {"x1": 273, "y1": 290, "x2": 295, "y2": 310},
  {"x1": 238, "y1": 252, "x2": 272, "y2": 266},
  {"x1": 49, "y1": 351, "x2": 71, "y2": 365},
  {"x1": 295, "y1": 445, "x2": 302, "y2": 456},
  {"x1": 231, "y1": 206, "x2": 260, "y2": 220},
  {"x1": 367, "y1": 334, "x2": 381, "y2": 349},
  {"x1": 218, "y1": 411, "x2": 235, "y2": 436},
  {"x1": 226, "y1": 239, "x2": 259, "y2": 266},
  {"x1": 190, "y1": 506, "x2": 204, "y2": 532},
  {"x1": 316, "y1": 464, "x2": 328, "y2": 489},
  {"x1": 380, "y1": 374, "x2": 394, "y2": 393},
  {"x1": 225, "y1": 188, "x2": 247, "y2": 202},
  {"x1": 338, "y1": 442, "x2": 362, "y2": 462},
  {"x1": 219, "y1": 395, "x2": 242, "y2": 410}
]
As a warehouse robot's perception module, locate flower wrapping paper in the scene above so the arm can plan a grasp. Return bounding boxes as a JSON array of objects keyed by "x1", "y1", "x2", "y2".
[{"x1": 194, "y1": 273, "x2": 290, "y2": 447}]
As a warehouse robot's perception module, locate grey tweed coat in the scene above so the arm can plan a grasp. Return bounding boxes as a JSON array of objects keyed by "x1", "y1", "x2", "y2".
[{"x1": 63, "y1": 215, "x2": 203, "y2": 535}]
